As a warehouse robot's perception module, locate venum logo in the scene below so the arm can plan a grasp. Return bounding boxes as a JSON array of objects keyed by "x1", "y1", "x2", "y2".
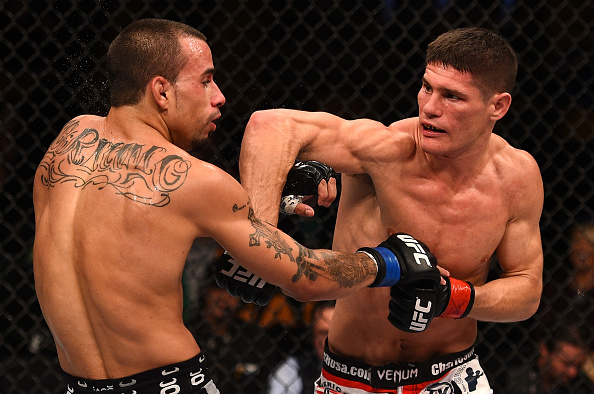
[
  {"x1": 409, "y1": 297, "x2": 432, "y2": 332},
  {"x1": 396, "y1": 234, "x2": 432, "y2": 267},
  {"x1": 220, "y1": 257, "x2": 266, "y2": 288}
]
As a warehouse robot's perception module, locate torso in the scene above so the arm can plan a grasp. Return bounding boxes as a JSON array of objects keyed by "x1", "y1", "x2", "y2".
[
  {"x1": 328, "y1": 126, "x2": 517, "y2": 365},
  {"x1": 33, "y1": 115, "x2": 202, "y2": 378}
]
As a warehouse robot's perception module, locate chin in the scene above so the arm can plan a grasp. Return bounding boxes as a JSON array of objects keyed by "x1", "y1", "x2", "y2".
[{"x1": 188, "y1": 137, "x2": 214, "y2": 158}]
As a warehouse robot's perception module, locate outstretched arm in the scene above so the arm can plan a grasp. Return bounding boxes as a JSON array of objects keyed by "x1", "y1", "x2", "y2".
[
  {"x1": 239, "y1": 109, "x2": 400, "y2": 224},
  {"x1": 195, "y1": 163, "x2": 440, "y2": 302}
]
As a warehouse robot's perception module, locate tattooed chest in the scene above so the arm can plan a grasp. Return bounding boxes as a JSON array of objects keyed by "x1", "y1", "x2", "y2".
[{"x1": 39, "y1": 120, "x2": 191, "y2": 207}]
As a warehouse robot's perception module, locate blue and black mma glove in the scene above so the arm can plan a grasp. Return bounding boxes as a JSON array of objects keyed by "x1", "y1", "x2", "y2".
[
  {"x1": 357, "y1": 233, "x2": 442, "y2": 333},
  {"x1": 356, "y1": 233, "x2": 440, "y2": 287},
  {"x1": 214, "y1": 251, "x2": 276, "y2": 306},
  {"x1": 280, "y1": 160, "x2": 337, "y2": 215}
]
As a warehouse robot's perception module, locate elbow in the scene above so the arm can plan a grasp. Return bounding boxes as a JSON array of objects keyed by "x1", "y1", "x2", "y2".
[
  {"x1": 520, "y1": 288, "x2": 542, "y2": 321},
  {"x1": 522, "y1": 299, "x2": 540, "y2": 321},
  {"x1": 280, "y1": 281, "x2": 326, "y2": 303},
  {"x1": 246, "y1": 110, "x2": 283, "y2": 133}
]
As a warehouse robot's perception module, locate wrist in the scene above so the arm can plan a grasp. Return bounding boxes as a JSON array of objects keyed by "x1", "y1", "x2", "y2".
[
  {"x1": 439, "y1": 278, "x2": 475, "y2": 319},
  {"x1": 357, "y1": 247, "x2": 401, "y2": 287}
]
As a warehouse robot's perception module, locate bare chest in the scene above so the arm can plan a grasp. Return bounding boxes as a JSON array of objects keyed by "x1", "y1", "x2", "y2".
[{"x1": 383, "y1": 177, "x2": 509, "y2": 276}]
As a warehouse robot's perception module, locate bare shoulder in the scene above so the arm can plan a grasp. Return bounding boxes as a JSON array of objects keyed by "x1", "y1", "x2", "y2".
[
  {"x1": 177, "y1": 157, "x2": 249, "y2": 216},
  {"x1": 491, "y1": 135, "x2": 544, "y2": 217},
  {"x1": 491, "y1": 134, "x2": 542, "y2": 182},
  {"x1": 351, "y1": 117, "x2": 417, "y2": 166},
  {"x1": 387, "y1": 117, "x2": 420, "y2": 135}
]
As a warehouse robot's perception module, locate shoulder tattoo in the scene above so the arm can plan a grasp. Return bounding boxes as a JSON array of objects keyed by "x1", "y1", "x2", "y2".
[{"x1": 38, "y1": 119, "x2": 191, "y2": 207}]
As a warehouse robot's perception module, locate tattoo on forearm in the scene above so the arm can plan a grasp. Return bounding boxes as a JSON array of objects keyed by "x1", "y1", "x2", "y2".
[
  {"x1": 316, "y1": 251, "x2": 376, "y2": 288},
  {"x1": 38, "y1": 120, "x2": 190, "y2": 206},
  {"x1": 245, "y1": 206, "x2": 373, "y2": 288},
  {"x1": 292, "y1": 243, "x2": 321, "y2": 282}
]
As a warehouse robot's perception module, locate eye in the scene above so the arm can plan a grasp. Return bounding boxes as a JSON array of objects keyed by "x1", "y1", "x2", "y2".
[
  {"x1": 445, "y1": 92, "x2": 461, "y2": 101},
  {"x1": 202, "y1": 75, "x2": 214, "y2": 86},
  {"x1": 422, "y1": 82, "x2": 432, "y2": 93}
]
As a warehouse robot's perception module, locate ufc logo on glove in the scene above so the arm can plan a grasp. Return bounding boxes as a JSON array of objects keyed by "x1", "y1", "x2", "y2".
[
  {"x1": 410, "y1": 297, "x2": 432, "y2": 332},
  {"x1": 218, "y1": 257, "x2": 266, "y2": 288},
  {"x1": 396, "y1": 234, "x2": 433, "y2": 267}
]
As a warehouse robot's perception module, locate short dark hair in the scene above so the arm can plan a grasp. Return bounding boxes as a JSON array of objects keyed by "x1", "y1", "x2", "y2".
[
  {"x1": 542, "y1": 321, "x2": 588, "y2": 353},
  {"x1": 426, "y1": 27, "x2": 517, "y2": 96},
  {"x1": 106, "y1": 19, "x2": 207, "y2": 107}
]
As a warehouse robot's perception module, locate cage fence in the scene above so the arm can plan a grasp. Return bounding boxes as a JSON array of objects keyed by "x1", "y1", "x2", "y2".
[{"x1": 1, "y1": 1, "x2": 593, "y2": 393}]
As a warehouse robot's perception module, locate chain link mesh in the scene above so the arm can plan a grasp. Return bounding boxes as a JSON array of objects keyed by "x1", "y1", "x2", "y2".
[{"x1": 1, "y1": 1, "x2": 592, "y2": 392}]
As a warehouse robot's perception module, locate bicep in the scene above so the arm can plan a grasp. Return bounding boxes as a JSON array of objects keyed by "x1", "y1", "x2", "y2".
[
  {"x1": 496, "y1": 165, "x2": 544, "y2": 288},
  {"x1": 245, "y1": 109, "x2": 400, "y2": 174},
  {"x1": 197, "y1": 173, "x2": 306, "y2": 287}
]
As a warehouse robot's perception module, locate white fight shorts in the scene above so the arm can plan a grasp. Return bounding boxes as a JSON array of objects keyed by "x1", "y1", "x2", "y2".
[{"x1": 315, "y1": 341, "x2": 492, "y2": 394}]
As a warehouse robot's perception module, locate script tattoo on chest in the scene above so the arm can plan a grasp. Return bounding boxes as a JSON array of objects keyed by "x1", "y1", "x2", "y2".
[{"x1": 39, "y1": 119, "x2": 191, "y2": 207}]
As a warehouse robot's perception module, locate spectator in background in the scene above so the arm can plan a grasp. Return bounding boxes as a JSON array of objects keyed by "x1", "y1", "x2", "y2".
[
  {"x1": 187, "y1": 275, "x2": 280, "y2": 394},
  {"x1": 540, "y1": 217, "x2": 594, "y2": 381},
  {"x1": 503, "y1": 318, "x2": 594, "y2": 393},
  {"x1": 267, "y1": 301, "x2": 335, "y2": 394}
]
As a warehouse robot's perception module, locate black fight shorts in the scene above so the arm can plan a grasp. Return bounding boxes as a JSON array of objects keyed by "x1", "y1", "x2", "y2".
[{"x1": 63, "y1": 353, "x2": 219, "y2": 394}]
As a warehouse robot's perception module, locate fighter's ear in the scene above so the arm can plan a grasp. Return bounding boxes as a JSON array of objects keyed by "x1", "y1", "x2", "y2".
[
  {"x1": 489, "y1": 92, "x2": 511, "y2": 121},
  {"x1": 149, "y1": 76, "x2": 172, "y2": 110}
]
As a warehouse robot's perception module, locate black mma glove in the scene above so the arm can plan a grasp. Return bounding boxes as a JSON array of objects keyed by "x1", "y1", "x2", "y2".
[
  {"x1": 356, "y1": 233, "x2": 440, "y2": 287},
  {"x1": 387, "y1": 276, "x2": 475, "y2": 333},
  {"x1": 280, "y1": 160, "x2": 337, "y2": 215},
  {"x1": 214, "y1": 251, "x2": 276, "y2": 306},
  {"x1": 388, "y1": 284, "x2": 438, "y2": 332},
  {"x1": 435, "y1": 276, "x2": 475, "y2": 319}
]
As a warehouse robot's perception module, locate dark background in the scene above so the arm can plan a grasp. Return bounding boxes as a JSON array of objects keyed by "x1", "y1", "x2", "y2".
[{"x1": 1, "y1": 1, "x2": 592, "y2": 392}]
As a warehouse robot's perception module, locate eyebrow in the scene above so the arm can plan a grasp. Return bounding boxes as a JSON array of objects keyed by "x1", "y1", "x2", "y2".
[{"x1": 422, "y1": 77, "x2": 466, "y2": 98}]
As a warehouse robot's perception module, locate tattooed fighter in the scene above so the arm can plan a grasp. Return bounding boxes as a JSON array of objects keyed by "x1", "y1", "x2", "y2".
[{"x1": 33, "y1": 19, "x2": 443, "y2": 394}]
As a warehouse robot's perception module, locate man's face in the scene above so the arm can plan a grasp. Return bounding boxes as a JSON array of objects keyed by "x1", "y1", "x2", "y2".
[
  {"x1": 541, "y1": 342, "x2": 586, "y2": 384},
  {"x1": 417, "y1": 63, "x2": 495, "y2": 159},
  {"x1": 168, "y1": 37, "x2": 226, "y2": 151},
  {"x1": 570, "y1": 226, "x2": 594, "y2": 272}
]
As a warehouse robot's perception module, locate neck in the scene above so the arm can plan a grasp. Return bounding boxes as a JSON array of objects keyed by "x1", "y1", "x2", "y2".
[{"x1": 107, "y1": 104, "x2": 170, "y2": 142}]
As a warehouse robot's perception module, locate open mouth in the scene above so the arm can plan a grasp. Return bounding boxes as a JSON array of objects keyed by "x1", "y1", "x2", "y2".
[{"x1": 424, "y1": 124, "x2": 445, "y2": 133}]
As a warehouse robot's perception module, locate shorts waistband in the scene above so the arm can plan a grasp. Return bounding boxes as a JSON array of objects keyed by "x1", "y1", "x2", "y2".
[
  {"x1": 63, "y1": 353, "x2": 209, "y2": 393},
  {"x1": 322, "y1": 340, "x2": 476, "y2": 388}
]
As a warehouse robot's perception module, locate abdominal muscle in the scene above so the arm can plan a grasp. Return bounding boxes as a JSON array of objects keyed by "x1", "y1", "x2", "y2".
[
  {"x1": 327, "y1": 287, "x2": 477, "y2": 365},
  {"x1": 328, "y1": 174, "x2": 478, "y2": 365}
]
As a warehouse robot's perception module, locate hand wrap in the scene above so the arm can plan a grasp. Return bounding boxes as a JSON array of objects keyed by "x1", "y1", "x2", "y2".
[
  {"x1": 435, "y1": 277, "x2": 475, "y2": 319},
  {"x1": 280, "y1": 161, "x2": 337, "y2": 215},
  {"x1": 214, "y1": 251, "x2": 276, "y2": 306}
]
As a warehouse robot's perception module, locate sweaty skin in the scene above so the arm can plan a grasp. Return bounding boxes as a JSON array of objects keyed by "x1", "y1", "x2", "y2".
[
  {"x1": 239, "y1": 63, "x2": 544, "y2": 365},
  {"x1": 33, "y1": 36, "x2": 379, "y2": 380}
]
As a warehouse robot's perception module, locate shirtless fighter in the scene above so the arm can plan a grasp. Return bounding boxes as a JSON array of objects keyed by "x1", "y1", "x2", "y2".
[
  {"x1": 32, "y1": 19, "x2": 444, "y2": 394},
  {"x1": 238, "y1": 27, "x2": 544, "y2": 393}
]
